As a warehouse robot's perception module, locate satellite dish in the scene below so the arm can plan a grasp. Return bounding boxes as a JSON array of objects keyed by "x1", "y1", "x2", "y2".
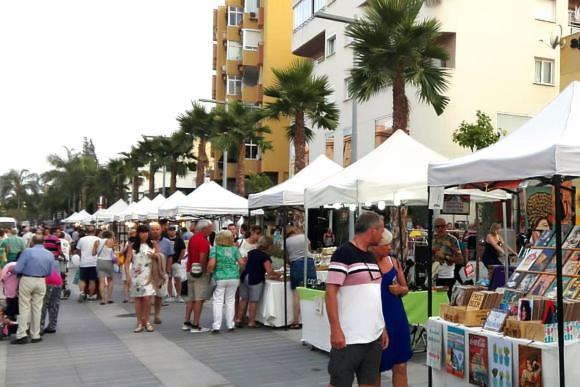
[{"x1": 549, "y1": 24, "x2": 563, "y2": 49}]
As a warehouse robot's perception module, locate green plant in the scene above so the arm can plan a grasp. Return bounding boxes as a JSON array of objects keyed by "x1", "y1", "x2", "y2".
[
  {"x1": 245, "y1": 172, "x2": 274, "y2": 194},
  {"x1": 452, "y1": 110, "x2": 506, "y2": 152}
]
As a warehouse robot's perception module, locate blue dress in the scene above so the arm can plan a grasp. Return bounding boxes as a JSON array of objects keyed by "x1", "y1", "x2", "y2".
[{"x1": 379, "y1": 265, "x2": 413, "y2": 372}]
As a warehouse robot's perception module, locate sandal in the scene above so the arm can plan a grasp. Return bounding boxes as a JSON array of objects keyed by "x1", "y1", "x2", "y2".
[
  {"x1": 107, "y1": 300, "x2": 114, "y2": 304},
  {"x1": 289, "y1": 323, "x2": 302, "y2": 330},
  {"x1": 134, "y1": 324, "x2": 144, "y2": 333},
  {"x1": 145, "y1": 323, "x2": 155, "y2": 332}
]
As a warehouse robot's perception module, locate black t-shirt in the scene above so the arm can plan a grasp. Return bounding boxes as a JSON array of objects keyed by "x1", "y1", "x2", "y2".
[
  {"x1": 242, "y1": 249, "x2": 272, "y2": 285},
  {"x1": 168, "y1": 236, "x2": 186, "y2": 264}
]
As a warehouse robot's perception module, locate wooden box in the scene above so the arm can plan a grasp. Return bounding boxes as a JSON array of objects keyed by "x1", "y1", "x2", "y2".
[
  {"x1": 504, "y1": 318, "x2": 545, "y2": 342},
  {"x1": 440, "y1": 304, "x2": 490, "y2": 327}
]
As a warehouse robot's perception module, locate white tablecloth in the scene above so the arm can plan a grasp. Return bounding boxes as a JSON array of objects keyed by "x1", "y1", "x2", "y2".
[
  {"x1": 429, "y1": 317, "x2": 580, "y2": 387},
  {"x1": 256, "y1": 280, "x2": 294, "y2": 327},
  {"x1": 300, "y1": 293, "x2": 331, "y2": 352},
  {"x1": 316, "y1": 270, "x2": 328, "y2": 282}
]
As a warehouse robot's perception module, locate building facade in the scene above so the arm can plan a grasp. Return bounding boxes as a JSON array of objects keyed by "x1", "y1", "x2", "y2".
[
  {"x1": 292, "y1": 0, "x2": 569, "y2": 165},
  {"x1": 211, "y1": 0, "x2": 293, "y2": 192},
  {"x1": 562, "y1": 1, "x2": 580, "y2": 89}
]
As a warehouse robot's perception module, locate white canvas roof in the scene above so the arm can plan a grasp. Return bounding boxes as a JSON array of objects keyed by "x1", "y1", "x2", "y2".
[
  {"x1": 305, "y1": 130, "x2": 448, "y2": 208},
  {"x1": 65, "y1": 210, "x2": 91, "y2": 223},
  {"x1": 158, "y1": 191, "x2": 187, "y2": 218},
  {"x1": 87, "y1": 199, "x2": 128, "y2": 224},
  {"x1": 169, "y1": 181, "x2": 261, "y2": 216},
  {"x1": 124, "y1": 197, "x2": 152, "y2": 221},
  {"x1": 143, "y1": 195, "x2": 166, "y2": 219},
  {"x1": 248, "y1": 155, "x2": 343, "y2": 209},
  {"x1": 62, "y1": 212, "x2": 78, "y2": 222},
  {"x1": 429, "y1": 81, "x2": 580, "y2": 187}
]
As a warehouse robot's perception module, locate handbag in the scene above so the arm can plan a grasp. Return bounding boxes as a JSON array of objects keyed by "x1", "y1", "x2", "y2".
[{"x1": 190, "y1": 262, "x2": 203, "y2": 278}]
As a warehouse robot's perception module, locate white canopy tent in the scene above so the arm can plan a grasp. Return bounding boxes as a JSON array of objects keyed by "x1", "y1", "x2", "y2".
[
  {"x1": 248, "y1": 155, "x2": 343, "y2": 209},
  {"x1": 305, "y1": 130, "x2": 510, "y2": 208},
  {"x1": 123, "y1": 197, "x2": 152, "y2": 221},
  {"x1": 141, "y1": 194, "x2": 166, "y2": 220},
  {"x1": 62, "y1": 211, "x2": 78, "y2": 223},
  {"x1": 85, "y1": 199, "x2": 129, "y2": 224},
  {"x1": 64, "y1": 210, "x2": 91, "y2": 224},
  {"x1": 426, "y1": 82, "x2": 580, "y2": 386},
  {"x1": 115, "y1": 201, "x2": 137, "y2": 222},
  {"x1": 167, "y1": 181, "x2": 262, "y2": 216},
  {"x1": 429, "y1": 81, "x2": 580, "y2": 187},
  {"x1": 158, "y1": 191, "x2": 187, "y2": 218}
]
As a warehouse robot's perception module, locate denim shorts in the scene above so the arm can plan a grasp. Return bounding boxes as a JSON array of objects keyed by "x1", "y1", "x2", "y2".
[{"x1": 290, "y1": 258, "x2": 316, "y2": 289}]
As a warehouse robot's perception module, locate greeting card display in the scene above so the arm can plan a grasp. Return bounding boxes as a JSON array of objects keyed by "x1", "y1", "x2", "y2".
[
  {"x1": 447, "y1": 326, "x2": 466, "y2": 378},
  {"x1": 469, "y1": 334, "x2": 489, "y2": 386},
  {"x1": 426, "y1": 320, "x2": 443, "y2": 370},
  {"x1": 488, "y1": 337, "x2": 512, "y2": 387},
  {"x1": 518, "y1": 345, "x2": 542, "y2": 387}
]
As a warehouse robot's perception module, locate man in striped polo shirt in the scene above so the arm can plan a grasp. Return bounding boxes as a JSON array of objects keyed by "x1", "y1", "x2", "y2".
[{"x1": 326, "y1": 211, "x2": 389, "y2": 387}]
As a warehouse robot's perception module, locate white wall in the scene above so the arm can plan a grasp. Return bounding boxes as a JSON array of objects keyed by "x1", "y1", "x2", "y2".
[{"x1": 292, "y1": 0, "x2": 567, "y2": 164}]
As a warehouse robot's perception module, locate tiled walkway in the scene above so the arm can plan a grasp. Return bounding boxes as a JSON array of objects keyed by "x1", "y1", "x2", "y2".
[{"x1": 1, "y1": 270, "x2": 430, "y2": 386}]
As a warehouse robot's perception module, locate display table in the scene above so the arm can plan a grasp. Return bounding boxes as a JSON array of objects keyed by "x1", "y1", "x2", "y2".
[
  {"x1": 256, "y1": 279, "x2": 294, "y2": 328},
  {"x1": 297, "y1": 287, "x2": 448, "y2": 352},
  {"x1": 428, "y1": 317, "x2": 580, "y2": 387},
  {"x1": 316, "y1": 270, "x2": 327, "y2": 282}
]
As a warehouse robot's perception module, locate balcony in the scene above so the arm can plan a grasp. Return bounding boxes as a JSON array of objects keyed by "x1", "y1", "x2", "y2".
[
  {"x1": 227, "y1": 26, "x2": 241, "y2": 41},
  {"x1": 293, "y1": 0, "x2": 326, "y2": 31},
  {"x1": 242, "y1": 49, "x2": 259, "y2": 67},
  {"x1": 226, "y1": 60, "x2": 241, "y2": 75},
  {"x1": 570, "y1": 8, "x2": 580, "y2": 33},
  {"x1": 243, "y1": 12, "x2": 259, "y2": 29},
  {"x1": 293, "y1": 31, "x2": 325, "y2": 61},
  {"x1": 257, "y1": 43, "x2": 264, "y2": 66},
  {"x1": 242, "y1": 85, "x2": 258, "y2": 104}
]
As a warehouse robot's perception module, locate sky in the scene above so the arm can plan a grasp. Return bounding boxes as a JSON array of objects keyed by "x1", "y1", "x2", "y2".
[{"x1": 0, "y1": 0, "x2": 223, "y2": 175}]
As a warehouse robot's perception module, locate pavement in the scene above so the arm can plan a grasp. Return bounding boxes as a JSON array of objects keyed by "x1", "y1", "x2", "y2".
[{"x1": 0, "y1": 269, "x2": 430, "y2": 387}]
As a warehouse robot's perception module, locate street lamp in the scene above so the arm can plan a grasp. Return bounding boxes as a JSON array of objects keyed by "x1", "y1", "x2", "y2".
[
  {"x1": 313, "y1": 11, "x2": 358, "y2": 163},
  {"x1": 198, "y1": 98, "x2": 228, "y2": 189}
]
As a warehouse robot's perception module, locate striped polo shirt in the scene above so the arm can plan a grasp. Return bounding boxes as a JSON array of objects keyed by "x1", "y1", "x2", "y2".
[
  {"x1": 327, "y1": 242, "x2": 384, "y2": 345},
  {"x1": 43, "y1": 235, "x2": 62, "y2": 259}
]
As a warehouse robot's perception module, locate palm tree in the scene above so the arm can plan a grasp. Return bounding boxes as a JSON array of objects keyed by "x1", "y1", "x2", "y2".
[
  {"x1": 264, "y1": 59, "x2": 338, "y2": 173},
  {"x1": 346, "y1": 0, "x2": 450, "y2": 133},
  {"x1": 177, "y1": 102, "x2": 214, "y2": 187},
  {"x1": 0, "y1": 169, "x2": 40, "y2": 209},
  {"x1": 212, "y1": 101, "x2": 272, "y2": 196},
  {"x1": 156, "y1": 130, "x2": 197, "y2": 194},
  {"x1": 120, "y1": 148, "x2": 146, "y2": 202},
  {"x1": 136, "y1": 136, "x2": 165, "y2": 198}
]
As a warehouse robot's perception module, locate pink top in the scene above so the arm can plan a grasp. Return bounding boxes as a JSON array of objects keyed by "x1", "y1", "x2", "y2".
[
  {"x1": 45, "y1": 268, "x2": 63, "y2": 286},
  {"x1": 1, "y1": 262, "x2": 19, "y2": 298}
]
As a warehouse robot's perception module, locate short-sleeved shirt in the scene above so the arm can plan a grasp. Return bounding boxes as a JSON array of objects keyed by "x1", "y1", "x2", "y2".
[
  {"x1": 76, "y1": 235, "x2": 100, "y2": 267},
  {"x1": 43, "y1": 235, "x2": 62, "y2": 259},
  {"x1": 238, "y1": 239, "x2": 256, "y2": 259},
  {"x1": 1, "y1": 236, "x2": 26, "y2": 262},
  {"x1": 432, "y1": 233, "x2": 461, "y2": 279},
  {"x1": 187, "y1": 232, "x2": 210, "y2": 272},
  {"x1": 327, "y1": 242, "x2": 384, "y2": 345},
  {"x1": 209, "y1": 245, "x2": 241, "y2": 281},
  {"x1": 286, "y1": 234, "x2": 309, "y2": 262},
  {"x1": 168, "y1": 236, "x2": 186, "y2": 264},
  {"x1": 242, "y1": 249, "x2": 272, "y2": 285}
]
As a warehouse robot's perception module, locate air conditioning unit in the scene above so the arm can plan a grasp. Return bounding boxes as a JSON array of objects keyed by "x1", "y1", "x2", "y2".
[{"x1": 249, "y1": 12, "x2": 257, "y2": 20}]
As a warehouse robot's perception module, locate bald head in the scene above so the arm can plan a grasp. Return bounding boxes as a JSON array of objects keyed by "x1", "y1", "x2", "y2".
[{"x1": 149, "y1": 222, "x2": 162, "y2": 240}]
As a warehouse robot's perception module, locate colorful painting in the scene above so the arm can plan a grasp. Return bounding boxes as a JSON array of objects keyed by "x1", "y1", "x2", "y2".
[
  {"x1": 544, "y1": 276, "x2": 572, "y2": 298},
  {"x1": 518, "y1": 345, "x2": 542, "y2": 387},
  {"x1": 517, "y1": 274, "x2": 539, "y2": 293},
  {"x1": 528, "y1": 274, "x2": 554, "y2": 297},
  {"x1": 562, "y1": 225, "x2": 580, "y2": 249},
  {"x1": 525, "y1": 186, "x2": 553, "y2": 231},
  {"x1": 469, "y1": 334, "x2": 489, "y2": 386},
  {"x1": 528, "y1": 250, "x2": 554, "y2": 272},
  {"x1": 562, "y1": 251, "x2": 580, "y2": 275},
  {"x1": 488, "y1": 337, "x2": 513, "y2": 387},
  {"x1": 544, "y1": 250, "x2": 572, "y2": 273},
  {"x1": 447, "y1": 326, "x2": 466, "y2": 378},
  {"x1": 516, "y1": 250, "x2": 540, "y2": 272}
]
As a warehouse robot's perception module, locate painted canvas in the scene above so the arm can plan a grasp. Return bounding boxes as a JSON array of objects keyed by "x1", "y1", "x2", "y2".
[
  {"x1": 447, "y1": 326, "x2": 466, "y2": 379},
  {"x1": 469, "y1": 334, "x2": 489, "y2": 386},
  {"x1": 488, "y1": 337, "x2": 513, "y2": 387},
  {"x1": 518, "y1": 345, "x2": 542, "y2": 387},
  {"x1": 426, "y1": 320, "x2": 443, "y2": 370}
]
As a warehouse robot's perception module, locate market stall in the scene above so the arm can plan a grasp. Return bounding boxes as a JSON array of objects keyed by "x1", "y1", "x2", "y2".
[
  {"x1": 122, "y1": 197, "x2": 152, "y2": 221},
  {"x1": 255, "y1": 279, "x2": 294, "y2": 328},
  {"x1": 139, "y1": 194, "x2": 166, "y2": 220},
  {"x1": 157, "y1": 190, "x2": 186, "y2": 219},
  {"x1": 427, "y1": 81, "x2": 580, "y2": 386},
  {"x1": 63, "y1": 209, "x2": 91, "y2": 224},
  {"x1": 248, "y1": 155, "x2": 343, "y2": 328}
]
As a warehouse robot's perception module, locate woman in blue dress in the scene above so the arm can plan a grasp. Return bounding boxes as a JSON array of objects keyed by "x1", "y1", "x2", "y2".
[{"x1": 370, "y1": 230, "x2": 412, "y2": 387}]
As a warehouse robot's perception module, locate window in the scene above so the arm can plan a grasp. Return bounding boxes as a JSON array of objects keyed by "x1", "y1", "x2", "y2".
[
  {"x1": 535, "y1": 0, "x2": 556, "y2": 22},
  {"x1": 244, "y1": 0, "x2": 259, "y2": 14},
  {"x1": 226, "y1": 41, "x2": 242, "y2": 61},
  {"x1": 326, "y1": 35, "x2": 336, "y2": 57},
  {"x1": 228, "y1": 6, "x2": 243, "y2": 26},
  {"x1": 534, "y1": 58, "x2": 554, "y2": 85},
  {"x1": 293, "y1": 0, "x2": 326, "y2": 29},
  {"x1": 245, "y1": 140, "x2": 259, "y2": 159},
  {"x1": 344, "y1": 78, "x2": 353, "y2": 100},
  {"x1": 242, "y1": 29, "x2": 261, "y2": 51},
  {"x1": 227, "y1": 75, "x2": 242, "y2": 96}
]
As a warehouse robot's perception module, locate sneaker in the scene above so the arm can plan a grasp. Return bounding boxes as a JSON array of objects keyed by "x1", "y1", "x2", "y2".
[
  {"x1": 181, "y1": 321, "x2": 193, "y2": 331},
  {"x1": 190, "y1": 326, "x2": 210, "y2": 333},
  {"x1": 77, "y1": 293, "x2": 86, "y2": 303},
  {"x1": 176, "y1": 297, "x2": 185, "y2": 303},
  {"x1": 30, "y1": 338, "x2": 42, "y2": 344},
  {"x1": 43, "y1": 328, "x2": 56, "y2": 334},
  {"x1": 165, "y1": 296, "x2": 174, "y2": 303},
  {"x1": 211, "y1": 329, "x2": 220, "y2": 334},
  {"x1": 11, "y1": 337, "x2": 29, "y2": 345},
  {"x1": 87, "y1": 295, "x2": 98, "y2": 302}
]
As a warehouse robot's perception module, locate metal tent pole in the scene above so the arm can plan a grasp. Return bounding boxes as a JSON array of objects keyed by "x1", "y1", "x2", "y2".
[
  {"x1": 553, "y1": 175, "x2": 566, "y2": 387},
  {"x1": 283, "y1": 210, "x2": 288, "y2": 330},
  {"x1": 304, "y1": 208, "x2": 309, "y2": 289},
  {"x1": 501, "y1": 200, "x2": 509, "y2": 285},
  {"x1": 427, "y1": 188, "x2": 434, "y2": 387}
]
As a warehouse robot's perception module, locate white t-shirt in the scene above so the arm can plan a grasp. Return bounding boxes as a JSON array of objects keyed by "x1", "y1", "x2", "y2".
[
  {"x1": 76, "y1": 235, "x2": 100, "y2": 267},
  {"x1": 437, "y1": 262, "x2": 455, "y2": 279},
  {"x1": 96, "y1": 238, "x2": 114, "y2": 261},
  {"x1": 238, "y1": 239, "x2": 257, "y2": 258}
]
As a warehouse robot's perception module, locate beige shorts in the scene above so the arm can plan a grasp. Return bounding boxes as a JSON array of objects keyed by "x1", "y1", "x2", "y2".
[
  {"x1": 186, "y1": 273, "x2": 211, "y2": 302},
  {"x1": 171, "y1": 263, "x2": 182, "y2": 278}
]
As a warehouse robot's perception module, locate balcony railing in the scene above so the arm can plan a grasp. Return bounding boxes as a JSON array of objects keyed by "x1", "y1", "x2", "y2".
[
  {"x1": 293, "y1": 0, "x2": 325, "y2": 30},
  {"x1": 570, "y1": 10, "x2": 580, "y2": 32}
]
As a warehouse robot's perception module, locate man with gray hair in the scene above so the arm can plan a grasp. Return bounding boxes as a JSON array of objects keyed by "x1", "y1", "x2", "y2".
[
  {"x1": 182, "y1": 219, "x2": 213, "y2": 332},
  {"x1": 326, "y1": 211, "x2": 389, "y2": 387},
  {"x1": 12, "y1": 235, "x2": 58, "y2": 344}
]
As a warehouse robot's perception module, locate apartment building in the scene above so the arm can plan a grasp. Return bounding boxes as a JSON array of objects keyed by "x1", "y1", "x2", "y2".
[
  {"x1": 562, "y1": 1, "x2": 580, "y2": 89},
  {"x1": 292, "y1": 0, "x2": 569, "y2": 166},
  {"x1": 211, "y1": 0, "x2": 293, "y2": 192}
]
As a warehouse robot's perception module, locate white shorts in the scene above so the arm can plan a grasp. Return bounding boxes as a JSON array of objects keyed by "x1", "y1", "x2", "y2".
[{"x1": 171, "y1": 263, "x2": 182, "y2": 278}]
